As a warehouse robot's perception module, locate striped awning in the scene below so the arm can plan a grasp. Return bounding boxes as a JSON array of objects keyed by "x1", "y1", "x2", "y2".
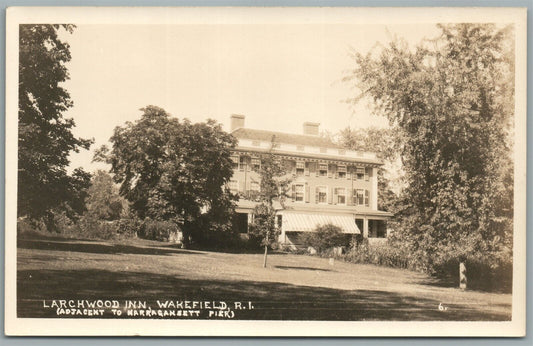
[{"x1": 282, "y1": 213, "x2": 360, "y2": 234}]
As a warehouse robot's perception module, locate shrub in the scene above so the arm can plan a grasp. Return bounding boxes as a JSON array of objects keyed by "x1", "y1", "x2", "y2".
[
  {"x1": 344, "y1": 241, "x2": 411, "y2": 269},
  {"x1": 301, "y1": 223, "x2": 348, "y2": 253},
  {"x1": 115, "y1": 217, "x2": 141, "y2": 237},
  {"x1": 138, "y1": 219, "x2": 180, "y2": 242}
]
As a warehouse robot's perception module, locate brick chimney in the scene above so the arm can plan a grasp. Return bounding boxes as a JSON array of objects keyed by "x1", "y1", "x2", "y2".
[
  {"x1": 230, "y1": 114, "x2": 245, "y2": 131},
  {"x1": 303, "y1": 122, "x2": 320, "y2": 136}
]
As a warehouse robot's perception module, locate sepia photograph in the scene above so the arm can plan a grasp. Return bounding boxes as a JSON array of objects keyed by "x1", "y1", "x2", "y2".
[{"x1": 4, "y1": 7, "x2": 527, "y2": 336}]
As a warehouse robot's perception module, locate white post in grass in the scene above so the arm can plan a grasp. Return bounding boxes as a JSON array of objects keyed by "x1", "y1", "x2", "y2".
[{"x1": 459, "y1": 262, "x2": 467, "y2": 290}]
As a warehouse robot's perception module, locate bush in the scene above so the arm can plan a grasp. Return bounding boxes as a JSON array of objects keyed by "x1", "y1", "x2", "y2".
[
  {"x1": 138, "y1": 219, "x2": 180, "y2": 242},
  {"x1": 301, "y1": 223, "x2": 348, "y2": 253},
  {"x1": 344, "y1": 241, "x2": 411, "y2": 269},
  {"x1": 115, "y1": 217, "x2": 141, "y2": 237}
]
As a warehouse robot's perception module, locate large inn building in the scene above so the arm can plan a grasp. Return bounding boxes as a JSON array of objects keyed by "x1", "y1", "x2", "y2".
[{"x1": 228, "y1": 114, "x2": 392, "y2": 247}]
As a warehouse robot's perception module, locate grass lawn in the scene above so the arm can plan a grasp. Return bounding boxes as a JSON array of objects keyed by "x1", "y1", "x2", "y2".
[{"x1": 17, "y1": 233, "x2": 512, "y2": 321}]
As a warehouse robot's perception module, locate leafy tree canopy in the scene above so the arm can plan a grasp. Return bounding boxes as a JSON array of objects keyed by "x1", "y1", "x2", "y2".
[
  {"x1": 345, "y1": 24, "x2": 514, "y2": 270},
  {"x1": 85, "y1": 170, "x2": 125, "y2": 221},
  {"x1": 97, "y1": 105, "x2": 237, "y2": 244},
  {"x1": 18, "y1": 24, "x2": 93, "y2": 224}
]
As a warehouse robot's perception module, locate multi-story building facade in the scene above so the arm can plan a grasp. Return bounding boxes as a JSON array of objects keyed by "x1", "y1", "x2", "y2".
[{"x1": 229, "y1": 114, "x2": 392, "y2": 247}]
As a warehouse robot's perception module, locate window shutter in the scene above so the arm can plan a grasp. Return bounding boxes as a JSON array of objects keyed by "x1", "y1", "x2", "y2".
[
  {"x1": 365, "y1": 189, "x2": 369, "y2": 207},
  {"x1": 291, "y1": 184, "x2": 296, "y2": 201},
  {"x1": 365, "y1": 167, "x2": 370, "y2": 181},
  {"x1": 333, "y1": 188, "x2": 338, "y2": 205},
  {"x1": 347, "y1": 189, "x2": 353, "y2": 206},
  {"x1": 315, "y1": 187, "x2": 319, "y2": 203},
  {"x1": 304, "y1": 162, "x2": 310, "y2": 176},
  {"x1": 333, "y1": 165, "x2": 337, "y2": 179},
  {"x1": 327, "y1": 165, "x2": 332, "y2": 178},
  {"x1": 328, "y1": 187, "x2": 333, "y2": 204},
  {"x1": 305, "y1": 184, "x2": 310, "y2": 203},
  {"x1": 346, "y1": 167, "x2": 351, "y2": 180}
]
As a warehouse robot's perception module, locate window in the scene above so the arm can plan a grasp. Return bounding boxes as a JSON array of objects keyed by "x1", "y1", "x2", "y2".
[
  {"x1": 316, "y1": 186, "x2": 327, "y2": 204},
  {"x1": 337, "y1": 165, "x2": 347, "y2": 179},
  {"x1": 296, "y1": 161, "x2": 305, "y2": 176},
  {"x1": 369, "y1": 220, "x2": 386, "y2": 238},
  {"x1": 365, "y1": 167, "x2": 371, "y2": 181},
  {"x1": 239, "y1": 156, "x2": 247, "y2": 171},
  {"x1": 251, "y1": 181, "x2": 260, "y2": 192},
  {"x1": 335, "y1": 187, "x2": 346, "y2": 205},
  {"x1": 319, "y1": 163, "x2": 328, "y2": 176},
  {"x1": 229, "y1": 180, "x2": 238, "y2": 193},
  {"x1": 231, "y1": 155, "x2": 239, "y2": 170},
  {"x1": 251, "y1": 158, "x2": 261, "y2": 170},
  {"x1": 354, "y1": 189, "x2": 365, "y2": 205},
  {"x1": 356, "y1": 167, "x2": 365, "y2": 180},
  {"x1": 355, "y1": 219, "x2": 364, "y2": 232},
  {"x1": 293, "y1": 184, "x2": 304, "y2": 202}
]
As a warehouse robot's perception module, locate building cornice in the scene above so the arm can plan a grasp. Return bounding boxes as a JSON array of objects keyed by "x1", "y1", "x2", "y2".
[{"x1": 232, "y1": 146, "x2": 383, "y2": 167}]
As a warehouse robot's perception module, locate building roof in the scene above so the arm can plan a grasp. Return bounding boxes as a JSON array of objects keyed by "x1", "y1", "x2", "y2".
[{"x1": 231, "y1": 128, "x2": 342, "y2": 149}]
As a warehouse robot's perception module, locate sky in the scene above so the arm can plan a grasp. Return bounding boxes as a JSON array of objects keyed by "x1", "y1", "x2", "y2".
[{"x1": 61, "y1": 23, "x2": 440, "y2": 172}]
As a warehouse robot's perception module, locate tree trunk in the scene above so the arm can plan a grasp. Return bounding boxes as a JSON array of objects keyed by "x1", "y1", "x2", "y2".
[{"x1": 263, "y1": 245, "x2": 268, "y2": 268}]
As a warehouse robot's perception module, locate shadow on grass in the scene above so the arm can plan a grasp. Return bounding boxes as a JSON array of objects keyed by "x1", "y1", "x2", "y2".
[
  {"x1": 17, "y1": 268, "x2": 511, "y2": 321},
  {"x1": 274, "y1": 265, "x2": 332, "y2": 272},
  {"x1": 17, "y1": 238, "x2": 201, "y2": 256}
]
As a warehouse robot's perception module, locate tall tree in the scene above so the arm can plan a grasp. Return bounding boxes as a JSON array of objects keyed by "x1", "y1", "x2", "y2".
[
  {"x1": 99, "y1": 105, "x2": 237, "y2": 246},
  {"x1": 345, "y1": 24, "x2": 514, "y2": 273},
  {"x1": 248, "y1": 139, "x2": 292, "y2": 267},
  {"x1": 18, "y1": 24, "x2": 92, "y2": 225}
]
